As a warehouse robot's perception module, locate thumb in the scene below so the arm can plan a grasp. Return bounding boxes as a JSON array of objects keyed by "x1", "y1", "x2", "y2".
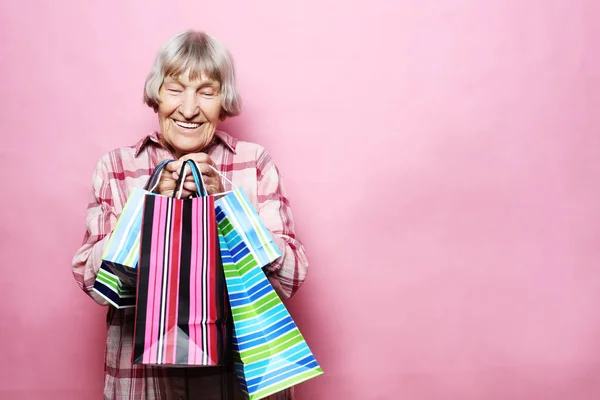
[{"x1": 165, "y1": 160, "x2": 183, "y2": 172}]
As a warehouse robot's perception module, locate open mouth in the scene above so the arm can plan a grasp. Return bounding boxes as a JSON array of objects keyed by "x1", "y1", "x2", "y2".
[{"x1": 172, "y1": 119, "x2": 204, "y2": 129}]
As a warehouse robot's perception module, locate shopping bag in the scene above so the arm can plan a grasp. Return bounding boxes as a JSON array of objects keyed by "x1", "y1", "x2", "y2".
[
  {"x1": 133, "y1": 160, "x2": 229, "y2": 366},
  {"x1": 101, "y1": 160, "x2": 173, "y2": 288},
  {"x1": 217, "y1": 216, "x2": 323, "y2": 400},
  {"x1": 213, "y1": 168, "x2": 281, "y2": 268},
  {"x1": 211, "y1": 167, "x2": 281, "y2": 267},
  {"x1": 92, "y1": 263, "x2": 136, "y2": 308}
]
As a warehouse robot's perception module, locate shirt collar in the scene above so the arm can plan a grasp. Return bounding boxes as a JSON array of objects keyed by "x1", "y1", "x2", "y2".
[{"x1": 134, "y1": 130, "x2": 238, "y2": 157}]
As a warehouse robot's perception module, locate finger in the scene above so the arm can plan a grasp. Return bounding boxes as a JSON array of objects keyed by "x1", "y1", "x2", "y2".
[
  {"x1": 175, "y1": 191, "x2": 194, "y2": 199},
  {"x1": 202, "y1": 178, "x2": 224, "y2": 195},
  {"x1": 169, "y1": 160, "x2": 195, "y2": 182},
  {"x1": 202, "y1": 177, "x2": 216, "y2": 190},
  {"x1": 195, "y1": 162, "x2": 215, "y2": 177},
  {"x1": 180, "y1": 155, "x2": 217, "y2": 177},
  {"x1": 158, "y1": 170, "x2": 176, "y2": 185},
  {"x1": 165, "y1": 160, "x2": 182, "y2": 173},
  {"x1": 171, "y1": 165, "x2": 189, "y2": 180},
  {"x1": 183, "y1": 181, "x2": 197, "y2": 192},
  {"x1": 176, "y1": 168, "x2": 204, "y2": 182},
  {"x1": 171, "y1": 184, "x2": 193, "y2": 197},
  {"x1": 205, "y1": 185, "x2": 216, "y2": 195},
  {"x1": 172, "y1": 158, "x2": 208, "y2": 180},
  {"x1": 205, "y1": 184, "x2": 224, "y2": 196},
  {"x1": 160, "y1": 169, "x2": 172, "y2": 179},
  {"x1": 207, "y1": 176, "x2": 224, "y2": 191}
]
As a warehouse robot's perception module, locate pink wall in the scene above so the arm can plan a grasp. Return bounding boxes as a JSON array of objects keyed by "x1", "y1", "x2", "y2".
[{"x1": 2, "y1": 0, "x2": 600, "y2": 399}]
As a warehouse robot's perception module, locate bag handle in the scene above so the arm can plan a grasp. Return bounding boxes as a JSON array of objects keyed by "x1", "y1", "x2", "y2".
[
  {"x1": 144, "y1": 160, "x2": 175, "y2": 192},
  {"x1": 174, "y1": 159, "x2": 207, "y2": 199},
  {"x1": 205, "y1": 164, "x2": 240, "y2": 197},
  {"x1": 206, "y1": 165, "x2": 237, "y2": 189}
]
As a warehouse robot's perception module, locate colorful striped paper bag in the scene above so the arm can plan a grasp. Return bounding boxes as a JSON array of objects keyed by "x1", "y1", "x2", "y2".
[
  {"x1": 133, "y1": 161, "x2": 229, "y2": 366},
  {"x1": 101, "y1": 160, "x2": 172, "y2": 288},
  {"x1": 92, "y1": 263, "x2": 136, "y2": 308},
  {"x1": 214, "y1": 188, "x2": 281, "y2": 268},
  {"x1": 217, "y1": 214, "x2": 323, "y2": 400}
]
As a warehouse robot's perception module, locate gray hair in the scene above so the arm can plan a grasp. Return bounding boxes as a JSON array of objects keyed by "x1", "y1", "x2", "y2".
[{"x1": 143, "y1": 30, "x2": 241, "y2": 118}]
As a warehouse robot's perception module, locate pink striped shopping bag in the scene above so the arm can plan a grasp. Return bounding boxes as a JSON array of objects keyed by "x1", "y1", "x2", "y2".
[{"x1": 132, "y1": 160, "x2": 229, "y2": 366}]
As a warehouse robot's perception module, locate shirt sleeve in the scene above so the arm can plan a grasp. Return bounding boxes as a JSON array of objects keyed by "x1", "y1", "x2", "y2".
[
  {"x1": 72, "y1": 157, "x2": 117, "y2": 306},
  {"x1": 256, "y1": 149, "x2": 309, "y2": 300}
]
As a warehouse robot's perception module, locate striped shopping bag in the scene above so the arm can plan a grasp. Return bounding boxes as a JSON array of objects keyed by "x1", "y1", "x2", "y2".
[
  {"x1": 217, "y1": 215, "x2": 323, "y2": 400},
  {"x1": 133, "y1": 160, "x2": 229, "y2": 366},
  {"x1": 214, "y1": 186, "x2": 281, "y2": 268},
  {"x1": 92, "y1": 263, "x2": 136, "y2": 308},
  {"x1": 101, "y1": 160, "x2": 173, "y2": 288}
]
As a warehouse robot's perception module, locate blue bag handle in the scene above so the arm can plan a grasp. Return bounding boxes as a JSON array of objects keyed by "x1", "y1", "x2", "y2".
[
  {"x1": 144, "y1": 159, "x2": 175, "y2": 191},
  {"x1": 173, "y1": 159, "x2": 207, "y2": 198}
]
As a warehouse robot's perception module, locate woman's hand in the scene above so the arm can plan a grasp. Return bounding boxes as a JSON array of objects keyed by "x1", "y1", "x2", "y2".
[
  {"x1": 156, "y1": 154, "x2": 224, "y2": 198},
  {"x1": 156, "y1": 153, "x2": 225, "y2": 199},
  {"x1": 175, "y1": 153, "x2": 224, "y2": 196},
  {"x1": 155, "y1": 161, "x2": 196, "y2": 198}
]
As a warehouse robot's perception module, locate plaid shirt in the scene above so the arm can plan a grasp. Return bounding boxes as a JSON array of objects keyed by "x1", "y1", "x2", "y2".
[{"x1": 72, "y1": 131, "x2": 308, "y2": 400}]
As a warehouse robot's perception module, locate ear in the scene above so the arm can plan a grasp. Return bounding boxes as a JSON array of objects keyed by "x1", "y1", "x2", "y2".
[
  {"x1": 152, "y1": 99, "x2": 161, "y2": 113},
  {"x1": 219, "y1": 110, "x2": 228, "y2": 121}
]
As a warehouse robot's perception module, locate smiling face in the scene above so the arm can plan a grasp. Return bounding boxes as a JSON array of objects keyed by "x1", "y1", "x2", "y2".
[{"x1": 157, "y1": 71, "x2": 223, "y2": 158}]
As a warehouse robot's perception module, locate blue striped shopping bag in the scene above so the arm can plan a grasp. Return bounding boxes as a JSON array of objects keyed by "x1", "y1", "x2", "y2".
[
  {"x1": 216, "y1": 207, "x2": 322, "y2": 400},
  {"x1": 92, "y1": 263, "x2": 136, "y2": 308},
  {"x1": 92, "y1": 160, "x2": 173, "y2": 308},
  {"x1": 212, "y1": 167, "x2": 281, "y2": 268}
]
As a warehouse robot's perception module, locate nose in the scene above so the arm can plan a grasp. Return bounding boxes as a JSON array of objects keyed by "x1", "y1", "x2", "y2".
[{"x1": 180, "y1": 91, "x2": 200, "y2": 120}]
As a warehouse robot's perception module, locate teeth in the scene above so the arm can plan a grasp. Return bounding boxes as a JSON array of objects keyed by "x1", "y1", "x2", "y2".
[{"x1": 174, "y1": 120, "x2": 201, "y2": 129}]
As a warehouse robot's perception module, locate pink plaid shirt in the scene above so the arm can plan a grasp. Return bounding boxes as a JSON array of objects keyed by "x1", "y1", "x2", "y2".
[{"x1": 72, "y1": 131, "x2": 309, "y2": 400}]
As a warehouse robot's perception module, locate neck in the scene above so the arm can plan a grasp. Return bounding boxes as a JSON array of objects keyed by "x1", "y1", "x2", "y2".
[{"x1": 158, "y1": 135, "x2": 216, "y2": 159}]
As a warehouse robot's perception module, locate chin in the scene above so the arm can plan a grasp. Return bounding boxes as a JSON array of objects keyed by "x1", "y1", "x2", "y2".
[{"x1": 169, "y1": 138, "x2": 207, "y2": 155}]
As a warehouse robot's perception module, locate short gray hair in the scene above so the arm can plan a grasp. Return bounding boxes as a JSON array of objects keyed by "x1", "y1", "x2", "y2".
[{"x1": 143, "y1": 30, "x2": 241, "y2": 118}]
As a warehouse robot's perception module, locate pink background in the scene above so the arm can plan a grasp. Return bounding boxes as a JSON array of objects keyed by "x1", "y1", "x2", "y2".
[{"x1": 2, "y1": 0, "x2": 600, "y2": 399}]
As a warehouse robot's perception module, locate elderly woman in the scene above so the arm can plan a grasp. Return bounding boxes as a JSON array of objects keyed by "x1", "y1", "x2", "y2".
[{"x1": 72, "y1": 30, "x2": 308, "y2": 400}]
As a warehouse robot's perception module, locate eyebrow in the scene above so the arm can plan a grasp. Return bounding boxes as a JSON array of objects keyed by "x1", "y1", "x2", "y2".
[{"x1": 165, "y1": 77, "x2": 220, "y2": 88}]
